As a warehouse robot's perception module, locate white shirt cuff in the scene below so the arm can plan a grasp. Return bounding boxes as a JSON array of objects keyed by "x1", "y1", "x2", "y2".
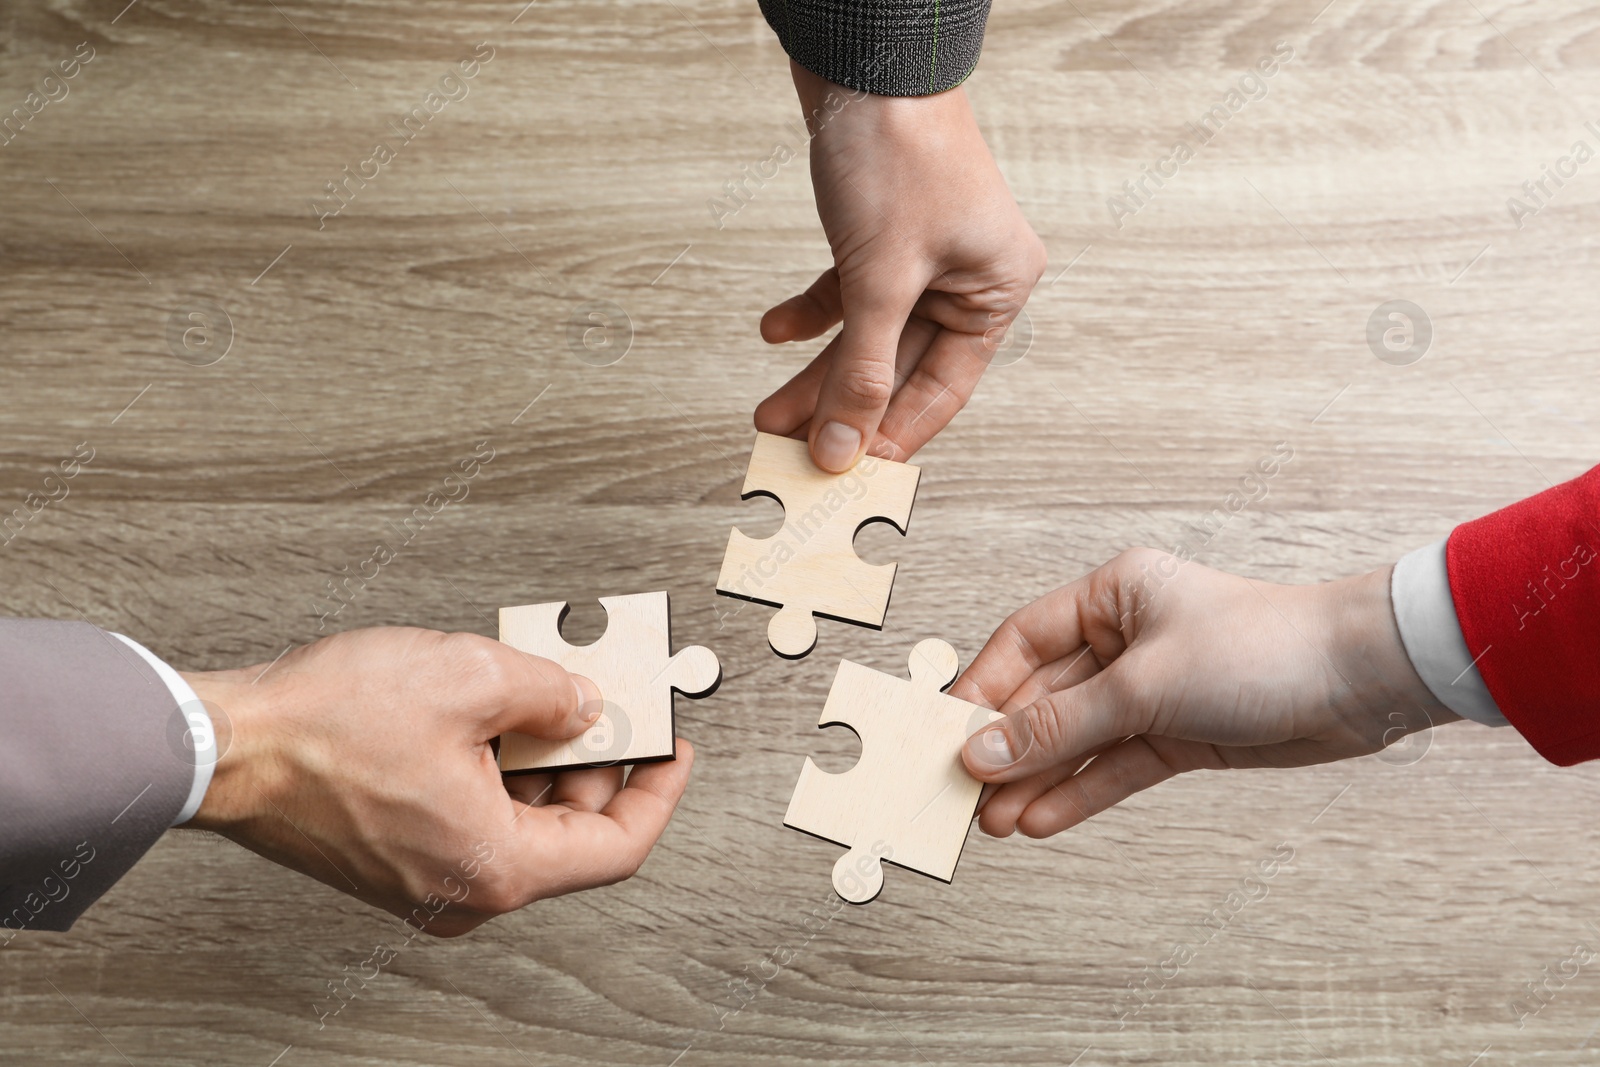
[
  {"x1": 1390, "y1": 538, "x2": 1507, "y2": 727},
  {"x1": 112, "y1": 633, "x2": 216, "y2": 825}
]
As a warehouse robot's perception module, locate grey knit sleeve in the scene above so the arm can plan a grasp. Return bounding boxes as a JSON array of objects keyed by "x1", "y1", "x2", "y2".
[{"x1": 759, "y1": 0, "x2": 993, "y2": 96}]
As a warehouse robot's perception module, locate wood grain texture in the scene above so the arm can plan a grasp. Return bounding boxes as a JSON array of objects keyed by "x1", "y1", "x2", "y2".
[{"x1": 2, "y1": 0, "x2": 1600, "y2": 1063}]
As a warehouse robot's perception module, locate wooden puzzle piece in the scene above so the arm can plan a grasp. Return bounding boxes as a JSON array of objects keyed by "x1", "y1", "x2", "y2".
[
  {"x1": 784, "y1": 638, "x2": 1003, "y2": 904},
  {"x1": 497, "y1": 591, "x2": 720, "y2": 773},
  {"x1": 716, "y1": 432, "x2": 921, "y2": 659}
]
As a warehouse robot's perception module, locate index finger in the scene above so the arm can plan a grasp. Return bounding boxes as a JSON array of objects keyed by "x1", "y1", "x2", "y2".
[
  {"x1": 872, "y1": 327, "x2": 991, "y2": 461},
  {"x1": 452, "y1": 633, "x2": 597, "y2": 742},
  {"x1": 808, "y1": 272, "x2": 926, "y2": 472},
  {"x1": 949, "y1": 576, "x2": 1101, "y2": 710},
  {"x1": 505, "y1": 739, "x2": 695, "y2": 901}
]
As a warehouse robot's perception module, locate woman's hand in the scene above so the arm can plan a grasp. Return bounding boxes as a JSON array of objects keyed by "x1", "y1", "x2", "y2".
[{"x1": 951, "y1": 551, "x2": 1455, "y2": 839}]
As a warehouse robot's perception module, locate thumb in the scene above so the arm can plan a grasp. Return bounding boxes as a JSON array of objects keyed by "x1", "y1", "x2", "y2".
[
  {"x1": 469, "y1": 638, "x2": 603, "y2": 741},
  {"x1": 961, "y1": 671, "x2": 1139, "y2": 783},
  {"x1": 808, "y1": 274, "x2": 922, "y2": 472}
]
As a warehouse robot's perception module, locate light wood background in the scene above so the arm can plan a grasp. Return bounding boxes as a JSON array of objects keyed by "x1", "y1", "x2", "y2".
[{"x1": 3, "y1": 0, "x2": 1600, "y2": 1063}]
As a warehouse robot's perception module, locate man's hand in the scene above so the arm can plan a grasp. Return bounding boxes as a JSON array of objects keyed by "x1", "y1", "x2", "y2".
[
  {"x1": 757, "y1": 61, "x2": 1047, "y2": 472},
  {"x1": 181, "y1": 627, "x2": 693, "y2": 936},
  {"x1": 950, "y1": 551, "x2": 1457, "y2": 839}
]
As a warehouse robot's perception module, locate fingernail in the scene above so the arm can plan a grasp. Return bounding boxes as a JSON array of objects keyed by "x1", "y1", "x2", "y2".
[
  {"x1": 814, "y1": 421, "x2": 862, "y2": 472},
  {"x1": 968, "y1": 725, "x2": 1015, "y2": 769},
  {"x1": 572, "y1": 675, "x2": 603, "y2": 723}
]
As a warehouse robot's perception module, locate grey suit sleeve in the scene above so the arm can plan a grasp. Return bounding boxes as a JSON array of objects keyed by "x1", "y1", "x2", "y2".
[
  {"x1": 759, "y1": 0, "x2": 993, "y2": 96},
  {"x1": 0, "y1": 619, "x2": 190, "y2": 933}
]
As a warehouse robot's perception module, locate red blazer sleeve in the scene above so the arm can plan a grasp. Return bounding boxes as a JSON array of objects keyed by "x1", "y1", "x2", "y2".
[{"x1": 1447, "y1": 465, "x2": 1600, "y2": 764}]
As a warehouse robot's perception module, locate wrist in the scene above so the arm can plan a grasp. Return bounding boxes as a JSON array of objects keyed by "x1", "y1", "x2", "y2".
[
  {"x1": 1319, "y1": 566, "x2": 1460, "y2": 738},
  {"x1": 788, "y1": 59, "x2": 969, "y2": 141},
  {"x1": 180, "y1": 666, "x2": 276, "y2": 833},
  {"x1": 789, "y1": 61, "x2": 865, "y2": 127}
]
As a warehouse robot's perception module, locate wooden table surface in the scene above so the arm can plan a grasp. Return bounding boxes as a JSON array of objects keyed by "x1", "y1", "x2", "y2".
[{"x1": 4, "y1": 0, "x2": 1600, "y2": 1063}]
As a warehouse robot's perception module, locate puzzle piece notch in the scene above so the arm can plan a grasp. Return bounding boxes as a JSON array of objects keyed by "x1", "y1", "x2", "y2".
[
  {"x1": 717, "y1": 432, "x2": 921, "y2": 659},
  {"x1": 497, "y1": 591, "x2": 720, "y2": 773},
  {"x1": 784, "y1": 639, "x2": 1003, "y2": 905}
]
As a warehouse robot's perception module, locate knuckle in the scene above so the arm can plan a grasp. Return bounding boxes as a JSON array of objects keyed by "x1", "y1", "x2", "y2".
[
  {"x1": 752, "y1": 392, "x2": 781, "y2": 424},
  {"x1": 600, "y1": 844, "x2": 649, "y2": 886},
  {"x1": 411, "y1": 911, "x2": 464, "y2": 939},
  {"x1": 1026, "y1": 236, "x2": 1049, "y2": 283},
  {"x1": 1105, "y1": 546, "x2": 1184, "y2": 616},
  {"x1": 993, "y1": 288, "x2": 1034, "y2": 324},
  {"x1": 832, "y1": 365, "x2": 894, "y2": 412},
  {"x1": 1021, "y1": 696, "x2": 1074, "y2": 758},
  {"x1": 447, "y1": 632, "x2": 516, "y2": 697},
  {"x1": 614, "y1": 845, "x2": 649, "y2": 884},
  {"x1": 472, "y1": 876, "x2": 524, "y2": 916},
  {"x1": 426, "y1": 917, "x2": 480, "y2": 939},
  {"x1": 995, "y1": 614, "x2": 1038, "y2": 668},
  {"x1": 1111, "y1": 546, "x2": 1169, "y2": 574}
]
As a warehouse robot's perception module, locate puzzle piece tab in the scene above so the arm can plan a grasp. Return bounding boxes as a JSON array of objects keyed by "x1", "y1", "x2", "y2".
[
  {"x1": 716, "y1": 432, "x2": 921, "y2": 659},
  {"x1": 497, "y1": 591, "x2": 720, "y2": 773},
  {"x1": 784, "y1": 638, "x2": 1003, "y2": 904}
]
